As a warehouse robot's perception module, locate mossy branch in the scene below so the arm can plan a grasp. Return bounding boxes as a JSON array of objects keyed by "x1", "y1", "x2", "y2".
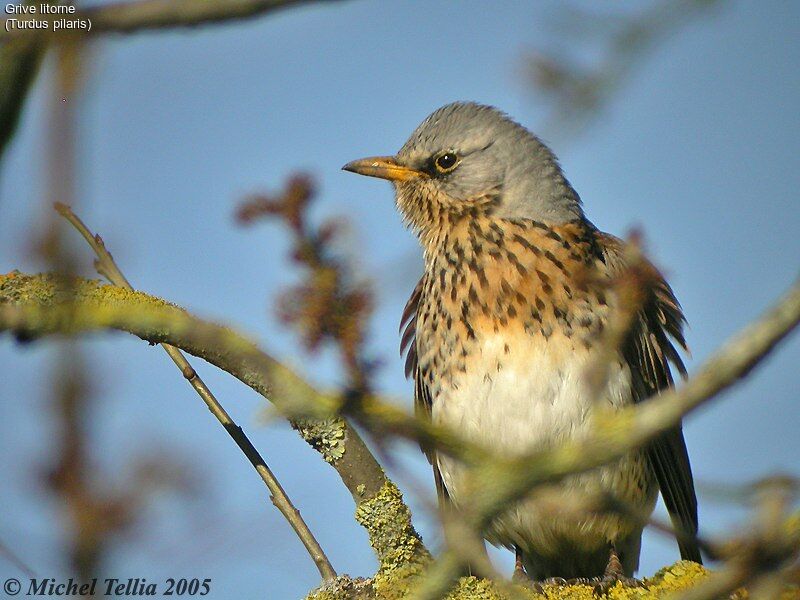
[
  {"x1": 0, "y1": 271, "x2": 428, "y2": 571},
  {"x1": 0, "y1": 0, "x2": 347, "y2": 38},
  {"x1": 4, "y1": 271, "x2": 799, "y2": 598},
  {"x1": 308, "y1": 560, "x2": 721, "y2": 600},
  {"x1": 54, "y1": 203, "x2": 336, "y2": 582},
  {"x1": 84, "y1": 0, "x2": 339, "y2": 33}
]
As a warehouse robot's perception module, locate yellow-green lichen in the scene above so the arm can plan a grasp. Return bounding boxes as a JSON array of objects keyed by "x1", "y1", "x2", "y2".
[
  {"x1": 292, "y1": 417, "x2": 347, "y2": 463},
  {"x1": 0, "y1": 272, "x2": 263, "y2": 354},
  {"x1": 1, "y1": 270, "x2": 95, "y2": 305},
  {"x1": 354, "y1": 480, "x2": 431, "y2": 597},
  {"x1": 444, "y1": 575, "x2": 507, "y2": 600},
  {"x1": 306, "y1": 575, "x2": 375, "y2": 600},
  {"x1": 306, "y1": 560, "x2": 800, "y2": 600},
  {"x1": 0, "y1": 271, "x2": 176, "y2": 310},
  {"x1": 0, "y1": 271, "x2": 183, "y2": 338},
  {"x1": 525, "y1": 561, "x2": 709, "y2": 600}
]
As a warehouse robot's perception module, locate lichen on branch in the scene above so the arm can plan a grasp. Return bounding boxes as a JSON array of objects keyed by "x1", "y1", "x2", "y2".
[
  {"x1": 0, "y1": 271, "x2": 391, "y2": 538},
  {"x1": 307, "y1": 560, "x2": 724, "y2": 600},
  {"x1": 293, "y1": 417, "x2": 347, "y2": 464},
  {"x1": 5, "y1": 270, "x2": 800, "y2": 599}
]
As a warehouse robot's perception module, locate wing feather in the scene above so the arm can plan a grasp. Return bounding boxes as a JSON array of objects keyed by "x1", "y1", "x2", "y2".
[
  {"x1": 599, "y1": 233, "x2": 702, "y2": 564},
  {"x1": 402, "y1": 277, "x2": 451, "y2": 504},
  {"x1": 399, "y1": 235, "x2": 701, "y2": 562}
]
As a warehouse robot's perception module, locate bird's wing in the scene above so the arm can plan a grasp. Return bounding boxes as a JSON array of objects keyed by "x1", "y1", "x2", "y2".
[
  {"x1": 598, "y1": 233, "x2": 702, "y2": 564},
  {"x1": 401, "y1": 276, "x2": 451, "y2": 504}
]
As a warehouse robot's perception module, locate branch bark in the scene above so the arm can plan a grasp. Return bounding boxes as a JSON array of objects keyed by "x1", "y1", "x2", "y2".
[
  {"x1": 0, "y1": 271, "x2": 416, "y2": 566},
  {"x1": 4, "y1": 270, "x2": 798, "y2": 598},
  {"x1": 0, "y1": 31, "x2": 45, "y2": 160},
  {"x1": 83, "y1": 0, "x2": 345, "y2": 34},
  {"x1": 0, "y1": 0, "x2": 346, "y2": 179},
  {"x1": 0, "y1": 0, "x2": 346, "y2": 38},
  {"x1": 54, "y1": 202, "x2": 336, "y2": 582}
]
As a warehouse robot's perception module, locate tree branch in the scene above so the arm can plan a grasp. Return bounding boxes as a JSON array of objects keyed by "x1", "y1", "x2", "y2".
[
  {"x1": 0, "y1": 0, "x2": 346, "y2": 38},
  {"x1": 4, "y1": 269, "x2": 798, "y2": 597},
  {"x1": 0, "y1": 271, "x2": 415, "y2": 566},
  {"x1": 410, "y1": 276, "x2": 800, "y2": 599},
  {"x1": 0, "y1": 30, "x2": 45, "y2": 160},
  {"x1": 53, "y1": 202, "x2": 336, "y2": 582},
  {"x1": 0, "y1": 0, "x2": 345, "y2": 175},
  {"x1": 84, "y1": 0, "x2": 342, "y2": 33}
]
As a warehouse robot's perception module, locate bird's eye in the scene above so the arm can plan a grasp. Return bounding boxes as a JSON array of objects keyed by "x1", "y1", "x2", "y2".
[{"x1": 434, "y1": 152, "x2": 459, "y2": 173}]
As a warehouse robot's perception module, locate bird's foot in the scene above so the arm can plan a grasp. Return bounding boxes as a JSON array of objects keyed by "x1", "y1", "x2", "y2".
[
  {"x1": 582, "y1": 574, "x2": 645, "y2": 596},
  {"x1": 513, "y1": 577, "x2": 566, "y2": 595},
  {"x1": 541, "y1": 577, "x2": 568, "y2": 586},
  {"x1": 511, "y1": 545, "x2": 530, "y2": 585},
  {"x1": 581, "y1": 545, "x2": 647, "y2": 595},
  {"x1": 511, "y1": 566, "x2": 529, "y2": 585},
  {"x1": 530, "y1": 575, "x2": 644, "y2": 595},
  {"x1": 520, "y1": 575, "x2": 644, "y2": 595}
]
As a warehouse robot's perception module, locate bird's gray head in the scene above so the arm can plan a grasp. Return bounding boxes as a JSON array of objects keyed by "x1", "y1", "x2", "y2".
[{"x1": 343, "y1": 102, "x2": 583, "y2": 236}]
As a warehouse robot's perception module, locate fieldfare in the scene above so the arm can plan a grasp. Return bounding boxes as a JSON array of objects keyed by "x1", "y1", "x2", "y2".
[{"x1": 343, "y1": 102, "x2": 701, "y2": 583}]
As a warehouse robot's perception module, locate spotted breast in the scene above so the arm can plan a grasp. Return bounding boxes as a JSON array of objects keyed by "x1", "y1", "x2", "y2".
[{"x1": 404, "y1": 214, "x2": 657, "y2": 579}]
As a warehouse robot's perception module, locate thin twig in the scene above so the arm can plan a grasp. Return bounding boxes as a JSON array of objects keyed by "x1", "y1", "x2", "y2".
[
  {"x1": 0, "y1": 270, "x2": 389, "y2": 498},
  {"x1": 84, "y1": 0, "x2": 344, "y2": 33},
  {"x1": 4, "y1": 271, "x2": 799, "y2": 595},
  {"x1": 0, "y1": 0, "x2": 346, "y2": 38},
  {"x1": 52, "y1": 202, "x2": 337, "y2": 582},
  {"x1": 0, "y1": 536, "x2": 37, "y2": 578},
  {"x1": 0, "y1": 34, "x2": 45, "y2": 161},
  {"x1": 529, "y1": 0, "x2": 723, "y2": 139},
  {"x1": 676, "y1": 508, "x2": 800, "y2": 600}
]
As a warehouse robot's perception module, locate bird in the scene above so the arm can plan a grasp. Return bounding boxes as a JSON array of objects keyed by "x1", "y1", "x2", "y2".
[{"x1": 342, "y1": 102, "x2": 701, "y2": 584}]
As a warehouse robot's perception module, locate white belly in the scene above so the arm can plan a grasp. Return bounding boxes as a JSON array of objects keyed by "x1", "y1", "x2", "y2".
[
  {"x1": 432, "y1": 331, "x2": 655, "y2": 554},
  {"x1": 433, "y1": 332, "x2": 632, "y2": 464}
]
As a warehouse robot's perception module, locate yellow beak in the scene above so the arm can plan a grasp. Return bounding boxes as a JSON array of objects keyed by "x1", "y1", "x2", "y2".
[{"x1": 342, "y1": 156, "x2": 427, "y2": 182}]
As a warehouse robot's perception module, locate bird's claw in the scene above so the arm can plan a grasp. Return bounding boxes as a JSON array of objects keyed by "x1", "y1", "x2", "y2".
[
  {"x1": 521, "y1": 574, "x2": 645, "y2": 596},
  {"x1": 511, "y1": 566, "x2": 529, "y2": 585},
  {"x1": 589, "y1": 575, "x2": 646, "y2": 596}
]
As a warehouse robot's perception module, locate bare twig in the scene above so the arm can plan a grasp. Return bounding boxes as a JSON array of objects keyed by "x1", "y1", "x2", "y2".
[
  {"x1": 0, "y1": 1, "x2": 63, "y2": 162},
  {"x1": 52, "y1": 203, "x2": 337, "y2": 582},
  {"x1": 84, "y1": 0, "x2": 345, "y2": 34},
  {"x1": 0, "y1": 273, "x2": 398, "y2": 562},
  {"x1": 0, "y1": 34, "x2": 44, "y2": 161},
  {"x1": 0, "y1": 535, "x2": 37, "y2": 578},
  {"x1": 528, "y1": 0, "x2": 724, "y2": 139},
  {"x1": 0, "y1": 0, "x2": 346, "y2": 38},
  {"x1": 3, "y1": 271, "x2": 799, "y2": 596},
  {"x1": 0, "y1": 273, "x2": 361, "y2": 444},
  {"x1": 676, "y1": 507, "x2": 800, "y2": 600}
]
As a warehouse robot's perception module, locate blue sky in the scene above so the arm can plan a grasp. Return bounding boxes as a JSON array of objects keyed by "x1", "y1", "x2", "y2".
[{"x1": 1, "y1": 1, "x2": 798, "y2": 598}]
